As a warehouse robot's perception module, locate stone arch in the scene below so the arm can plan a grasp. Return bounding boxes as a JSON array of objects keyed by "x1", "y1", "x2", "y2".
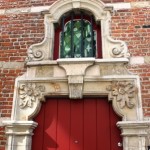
[
  {"x1": 3, "y1": 0, "x2": 150, "y2": 150},
  {"x1": 49, "y1": 0, "x2": 107, "y2": 22}
]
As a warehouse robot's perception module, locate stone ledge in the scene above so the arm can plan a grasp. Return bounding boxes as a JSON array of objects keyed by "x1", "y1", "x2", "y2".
[
  {"x1": 0, "y1": 117, "x2": 11, "y2": 126},
  {"x1": 0, "y1": 62, "x2": 25, "y2": 69},
  {"x1": 129, "y1": 56, "x2": 145, "y2": 65}
]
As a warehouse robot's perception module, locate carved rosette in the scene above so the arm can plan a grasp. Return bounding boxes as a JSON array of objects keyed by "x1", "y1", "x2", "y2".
[
  {"x1": 107, "y1": 81, "x2": 136, "y2": 109},
  {"x1": 19, "y1": 83, "x2": 45, "y2": 109}
]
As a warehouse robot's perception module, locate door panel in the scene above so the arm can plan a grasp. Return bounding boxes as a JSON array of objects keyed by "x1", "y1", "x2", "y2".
[
  {"x1": 97, "y1": 99, "x2": 111, "y2": 150},
  {"x1": 83, "y1": 100, "x2": 97, "y2": 150},
  {"x1": 32, "y1": 98, "x2": 122, "y2": 150},
  {"x1": 43, "y1": 99, "x2": 58, "y2": 150},
  {"x1": 70, "y1": 100, "x2": 84, "y2": 150},
  {"x1": 57, "y1": 100, "x2": 70, "y2": 150}
]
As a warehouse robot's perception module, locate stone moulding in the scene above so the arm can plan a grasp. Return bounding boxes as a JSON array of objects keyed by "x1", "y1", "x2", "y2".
[
  {"x1": 2, "y1": 0, "x2": 150, "y2": 150},
  {"x1": 26, "y1": 0, "x2": 129, "y2": 63},
  {"x1": 3, "y1": 61, "x2": 149, "y2": 150}
]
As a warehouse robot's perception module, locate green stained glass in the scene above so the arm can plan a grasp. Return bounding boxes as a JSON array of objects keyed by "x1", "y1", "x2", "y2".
[{"x1": 60, "y1": 19, "x2": 96, "y2": 58}]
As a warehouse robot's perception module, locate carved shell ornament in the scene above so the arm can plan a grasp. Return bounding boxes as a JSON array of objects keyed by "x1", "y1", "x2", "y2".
[
  {"x1": 19, "y1": 83, "x2": 45, "y2": 109},
  {"x1": 107, "y1": 81, "x2": 136, "y2": 109}
]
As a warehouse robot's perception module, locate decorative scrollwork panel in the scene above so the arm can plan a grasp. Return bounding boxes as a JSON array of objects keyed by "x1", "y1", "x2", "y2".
[{"x1": 19, "y1": 83, "x2": 45, "y2": 109}]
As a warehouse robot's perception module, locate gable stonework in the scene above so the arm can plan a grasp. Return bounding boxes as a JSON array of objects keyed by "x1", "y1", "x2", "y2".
[{"x1": 0, "y1": 0, "x2": 150, "y2": 150}]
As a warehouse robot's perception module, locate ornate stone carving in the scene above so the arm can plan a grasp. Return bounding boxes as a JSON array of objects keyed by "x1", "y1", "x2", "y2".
[
  {"x1": 26, "y1": 48, "x2": 45, "y2": 62},
  {"x1": 25, "y1": 0, "x2": 130, "y2": 64},
  {"x1": 107, "y1": 81, "x2": 136, "y2": 109},
  {"x1": 19, "y1": 83, "x2": 45, "y2": 109},
  {"x1": 111, "y1": 44, "x2": 130, "y2": 58},
  {"x1": 104, "y1": 36, "x2": 130, "y2": 59},
  {"x1": 68, "y1": 76, "x2": 83, "y2": 99},
  {"x1": 26, "y1": 17, "x2": 54, "y2": 62}
]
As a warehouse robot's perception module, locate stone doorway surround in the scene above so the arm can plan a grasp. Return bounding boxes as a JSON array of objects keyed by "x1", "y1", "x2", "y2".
[{"x1": 3, "y1": 0, "x2": 150, "y2": 150}]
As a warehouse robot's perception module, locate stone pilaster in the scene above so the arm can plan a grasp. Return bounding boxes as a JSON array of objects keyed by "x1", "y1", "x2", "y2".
[{"x1": 3, "y1": 121, "x2": 37, "y2": 150}]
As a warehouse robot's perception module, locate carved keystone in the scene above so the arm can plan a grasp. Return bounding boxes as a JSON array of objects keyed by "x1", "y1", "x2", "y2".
[
  {"x1": 58, "y1": 58, "x2": 95, "y2": 99},
  {"x1": 68, "y1": 76, "x2": 83, "y2": 99}
]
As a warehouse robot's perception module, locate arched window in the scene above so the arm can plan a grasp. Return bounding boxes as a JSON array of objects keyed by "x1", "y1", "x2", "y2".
[{"x1": 54, "y1": 11, "x2": 102, "y2": 59}]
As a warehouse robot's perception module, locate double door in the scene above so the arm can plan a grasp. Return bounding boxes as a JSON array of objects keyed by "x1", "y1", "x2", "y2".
[{"x1": 32, "y1": 98, "x2": 122, "y2": 150}]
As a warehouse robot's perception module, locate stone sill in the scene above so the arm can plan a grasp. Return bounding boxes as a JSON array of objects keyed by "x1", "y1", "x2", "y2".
[{"x1": 26, "y1": 58, "x2": 129, "y2": 66}]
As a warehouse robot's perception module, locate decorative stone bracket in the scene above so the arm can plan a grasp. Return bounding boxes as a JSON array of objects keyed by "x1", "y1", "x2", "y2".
[
  {"x1": 106, "y1": 81, "x2": 137, "y2": 118},
  {"x1": 68, "y1": 76, "x2": 83, "y2": 99},
  {"x1": 58, "y1": 58, "x2": 95, "y2": 99},
  {"x1": 107, "y1": 81, "x2": 136, "y2": 109},
  {"x1": 19, "y1": 83, "x2": 45, "y2": 109}
]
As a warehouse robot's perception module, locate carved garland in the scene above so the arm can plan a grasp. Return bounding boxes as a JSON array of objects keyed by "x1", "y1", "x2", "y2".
[
  {"x1": 107, "y1": 81, "x2": 136, "y2": 109},
  {"x1": 19, "y1": 83, "x2": 45, "y2": 109}
]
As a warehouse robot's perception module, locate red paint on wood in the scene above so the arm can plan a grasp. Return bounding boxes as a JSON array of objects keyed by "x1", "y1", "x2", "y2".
[
  {"x1": 97, "y1": 98, "x2": 111, "y2": 150},
  {"x1": 32, "y1": 98, "x2": 122, "y2": 150},
  {"x1": 110, "y1": 103, "x2": 122, "y2": 150},
  {"x1": 70, "y1": 100, "x2": 84, "y2": 150},
  {"x1": 57, "y1": 99, "x2": 70, "y2": 150},
  {"x1": 43, "y1": 99, "x2": 58, "y2": 150},
  {"x1": 83, "y1": 99, "x2": 97, "y2": 150},
  {"x1": 32, "y1": 103, "x2": 45, "y2": 150}
]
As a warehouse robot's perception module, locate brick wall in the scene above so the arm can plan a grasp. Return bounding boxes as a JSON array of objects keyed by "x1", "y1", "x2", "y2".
[
  {"x1": 0, "y1": 12, "x2": 45, "y2": 148},
  {"x1": 0, "y1": 0, "x2": 150, "y2": 149},
  {"x1": 111, "y1": 7, "x2": 150, "y2": 116},
  {"x1": 0, "y1": 0, "x2": 149, "y2": 9}
]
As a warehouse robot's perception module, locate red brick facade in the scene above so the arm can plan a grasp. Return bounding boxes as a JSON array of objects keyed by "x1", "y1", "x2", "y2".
[{"x1": 0, "y1": 0, "x2": 150, "y2": 149}]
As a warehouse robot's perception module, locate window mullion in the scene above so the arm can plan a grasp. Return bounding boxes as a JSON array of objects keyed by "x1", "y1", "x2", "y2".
[
  {"x1": 71, "y1": 12, "x2": 74, "y2": 58},
  {"x1": 81, "y1": 12, "x2": 84, "y2": 57},
  {"x1": 61, "y1": 16, "x2": 65, "y2": 58},
  {"x1": 91, "y1": 16, "x2": 94, "y2": 57}
]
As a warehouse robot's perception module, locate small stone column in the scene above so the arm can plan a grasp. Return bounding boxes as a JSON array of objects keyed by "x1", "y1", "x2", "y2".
[
  {"x1": 3, "y1": 121, "x2": 37, "y2": 150},
  {"x1": 117, "y1": 121, "x2": 150, "y2": 150}
]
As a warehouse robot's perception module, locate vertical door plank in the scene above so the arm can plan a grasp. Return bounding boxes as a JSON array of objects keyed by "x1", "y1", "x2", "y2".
[
  {"x1": 32, "y1": 103, "x2": 46, "y2": 150},
  {"x1": 110, "y1": 103, "x2": 122, "y2": 150},
  {"x1": 57, "y1": 99, "x2": 70, "y2": 150},
  {"x1": 70, "y1": 100, "x2": 84, "y2": 150},
  {"x1": 97, "y1": 98, "x2": 111, "y2": 150},
  {"x1": 83, "y1": 98, "x2": 97, "y2": 150},
  {"x1": 43, "y1": 99, "x2": 58, "y2": 150}
]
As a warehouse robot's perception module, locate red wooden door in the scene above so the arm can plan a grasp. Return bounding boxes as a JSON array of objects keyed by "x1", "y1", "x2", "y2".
[{"x1": 32, "y1": 98, "x2": 122, "y2": 150}]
